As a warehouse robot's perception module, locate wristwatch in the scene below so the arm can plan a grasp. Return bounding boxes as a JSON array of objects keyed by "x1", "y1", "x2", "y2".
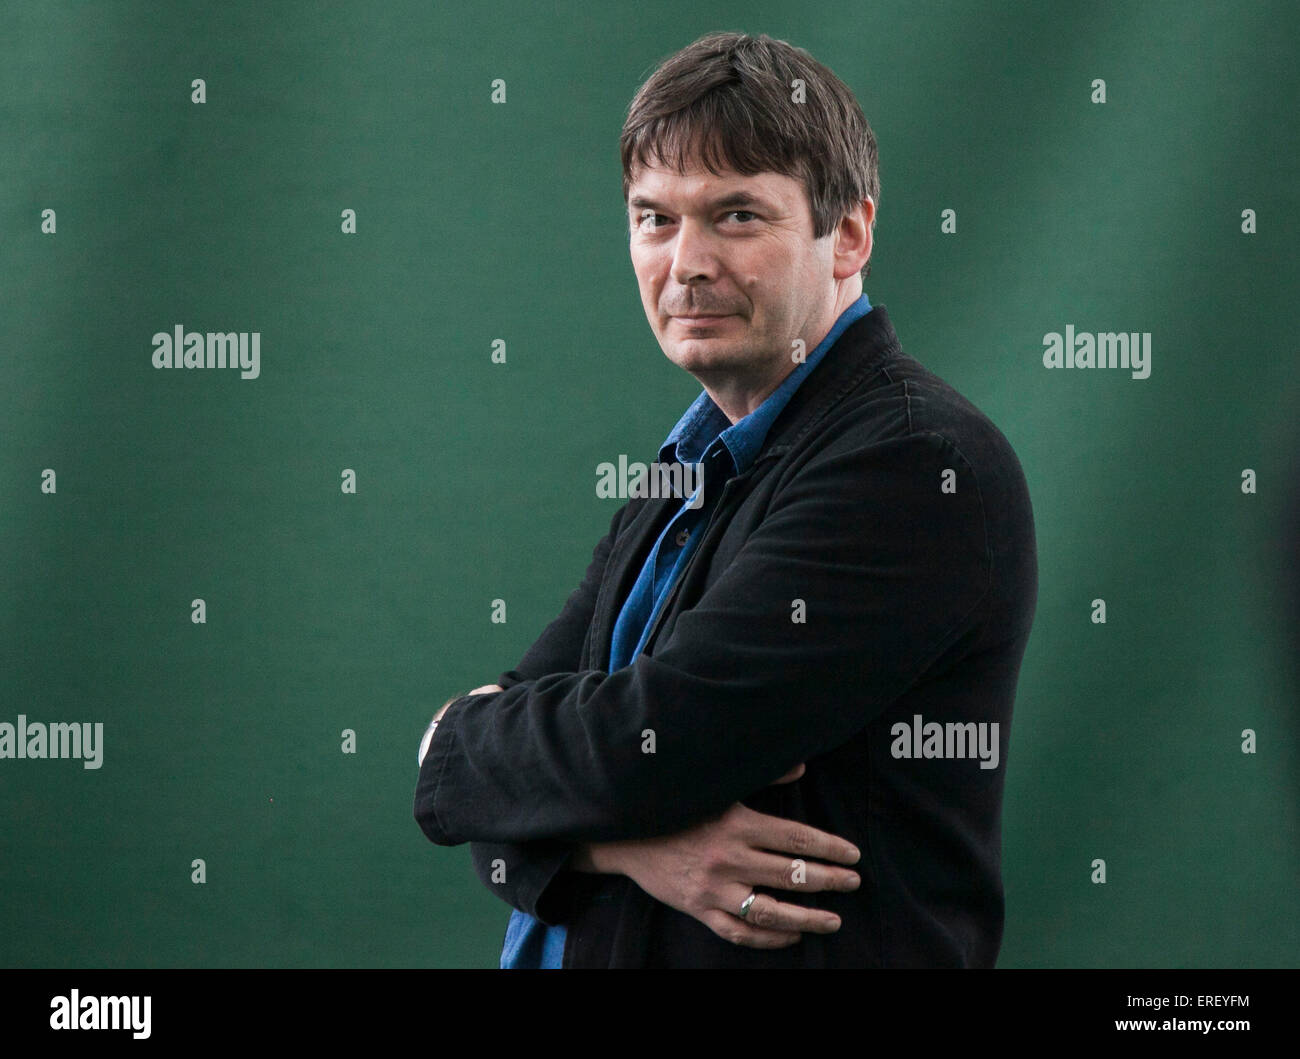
[{"x1": 417, "y1": 717, "x2": 439, "y2": 767}]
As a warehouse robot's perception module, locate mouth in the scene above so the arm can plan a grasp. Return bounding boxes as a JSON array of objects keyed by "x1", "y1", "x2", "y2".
[{"x1": 672, "y1": 314, "x2": 733, "y2": 326}]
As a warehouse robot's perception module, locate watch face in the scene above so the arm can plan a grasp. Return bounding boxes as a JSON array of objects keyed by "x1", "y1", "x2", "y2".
[{"x1": 418, "y1": 722, "x2": 437, "y2": 767}]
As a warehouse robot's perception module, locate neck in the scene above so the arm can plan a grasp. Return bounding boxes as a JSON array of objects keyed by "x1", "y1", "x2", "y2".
[{"x1": 701, "y1": 277, "x2": 863, "y2": 424}]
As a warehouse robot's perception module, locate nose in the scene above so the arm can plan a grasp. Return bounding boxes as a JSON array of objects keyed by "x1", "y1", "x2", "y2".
[{"x1": 670, "y1": 216, "x2": 718, "y2": 286}]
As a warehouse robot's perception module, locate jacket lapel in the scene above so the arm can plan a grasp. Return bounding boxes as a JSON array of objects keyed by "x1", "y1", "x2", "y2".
[{"x1": 586, "y1": 494, "x2": 678, "y2": 671}]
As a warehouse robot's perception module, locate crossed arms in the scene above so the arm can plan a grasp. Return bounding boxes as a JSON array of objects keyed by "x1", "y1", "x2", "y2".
[{"x1": 413, "y1": 433, "x2": 991, "y2": 946}]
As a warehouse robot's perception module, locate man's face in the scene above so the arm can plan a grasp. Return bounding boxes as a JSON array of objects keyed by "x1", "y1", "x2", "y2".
[{"x1": 626, "y1": 161, "x2": 839, "y2": 393}]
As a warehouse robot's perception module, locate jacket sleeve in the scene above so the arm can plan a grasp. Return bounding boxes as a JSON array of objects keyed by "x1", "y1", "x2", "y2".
[
  {"x1": 416, "y1": 431, "x2": 996, "y2": 845},
  {"x1": 458, "y1": 504, "x2": 628, "y2": 922}
]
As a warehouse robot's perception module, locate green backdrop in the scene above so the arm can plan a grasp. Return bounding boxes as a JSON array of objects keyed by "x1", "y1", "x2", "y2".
[{"x1": 2, "y1": 0, "x2": 1296, "y2": 968}]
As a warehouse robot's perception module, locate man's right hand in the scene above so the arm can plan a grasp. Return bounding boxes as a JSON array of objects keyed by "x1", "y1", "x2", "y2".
[{"x1": 569, "y1": 762, "x2": 861, "y2": 949}]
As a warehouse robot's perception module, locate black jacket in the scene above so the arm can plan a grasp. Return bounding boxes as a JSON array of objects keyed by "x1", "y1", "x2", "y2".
[{"x1": 414, "y1": 305, "x2": 1038, "y2": 967}]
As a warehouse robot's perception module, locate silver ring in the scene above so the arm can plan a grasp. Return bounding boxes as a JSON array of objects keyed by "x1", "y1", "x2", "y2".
[{"x1": 737, "y1": 892, "x2": 757, "y2": 919}]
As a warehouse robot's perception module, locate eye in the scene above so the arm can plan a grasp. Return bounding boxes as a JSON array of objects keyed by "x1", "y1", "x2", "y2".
[
  {"x1": 635, "y1": 211, "x2": 669, "y2": 232},
  {"x1": 724, "y1": 210, "x2": 757, "y2": 223}
]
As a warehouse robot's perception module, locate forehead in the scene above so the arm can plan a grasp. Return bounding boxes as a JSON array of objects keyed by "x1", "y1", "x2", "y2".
[{"x1": 626, "y1": 161, "x2": 804, "y2": 212}]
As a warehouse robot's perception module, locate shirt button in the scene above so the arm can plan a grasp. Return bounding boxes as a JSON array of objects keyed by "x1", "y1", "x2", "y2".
[{"x1": 675, "y1": 528, "x2": 690, "y2": 547}]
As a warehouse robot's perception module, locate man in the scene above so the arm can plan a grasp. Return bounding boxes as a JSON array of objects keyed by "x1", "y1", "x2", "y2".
[{"x1": 414, "y1": 31, "x2": 1038, "y2": 968}]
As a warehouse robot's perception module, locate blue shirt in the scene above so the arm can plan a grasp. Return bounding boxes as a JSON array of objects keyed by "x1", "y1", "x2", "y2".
[{"x1": 500, "y1": 292, "x2": 873, "y2": 968}]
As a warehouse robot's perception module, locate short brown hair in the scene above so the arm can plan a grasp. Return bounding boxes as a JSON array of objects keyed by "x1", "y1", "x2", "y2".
[{"x1": 621, "y1": 32, "x2": 879, "y2": 279}]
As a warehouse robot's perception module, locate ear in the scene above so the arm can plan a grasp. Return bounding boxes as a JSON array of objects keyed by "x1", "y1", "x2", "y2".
[{"x1": 832, "y1": 196, "x2": 874, "y2": 281}]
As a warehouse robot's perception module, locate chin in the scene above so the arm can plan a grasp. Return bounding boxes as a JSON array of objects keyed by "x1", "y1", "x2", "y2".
[{"x1": 663, "y1": 340, "x2": 743, "y2": 372}]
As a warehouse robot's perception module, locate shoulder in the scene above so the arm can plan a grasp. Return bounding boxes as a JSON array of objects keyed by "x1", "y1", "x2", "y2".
[
  {"x1": 819, "y1": 351, "x2": 1030, "y2": 499},
  {"x1": 774, "y1": 348, "x2": 1035, "y2": 576}
]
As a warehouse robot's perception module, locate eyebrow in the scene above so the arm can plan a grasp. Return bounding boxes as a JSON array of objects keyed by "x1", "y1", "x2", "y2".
[{"x1": 628, "y1": 191, "x2": 773, "y2": 214}]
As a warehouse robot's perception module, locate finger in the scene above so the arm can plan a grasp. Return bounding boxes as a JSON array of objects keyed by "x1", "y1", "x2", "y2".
[
  {"x1": 744, "y1": 849, "x2": 861, "y2": 894},
  {"x1": 699, "y1": 909, "x2": 801, "y2": 949},
  {"x1": 738, "y1": 806, "x2": 861, "y2": 865},
  {"x1": 723, "y1": 888, "x2": 843, "y2": 936},
  {"x1": 770, "y1": 762, "x2": 806, "y2": 785}
]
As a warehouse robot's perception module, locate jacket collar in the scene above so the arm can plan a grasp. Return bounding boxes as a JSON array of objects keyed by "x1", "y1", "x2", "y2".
[{"x1": 751, "y1": 303, "x2": 903, "y2": 466}]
